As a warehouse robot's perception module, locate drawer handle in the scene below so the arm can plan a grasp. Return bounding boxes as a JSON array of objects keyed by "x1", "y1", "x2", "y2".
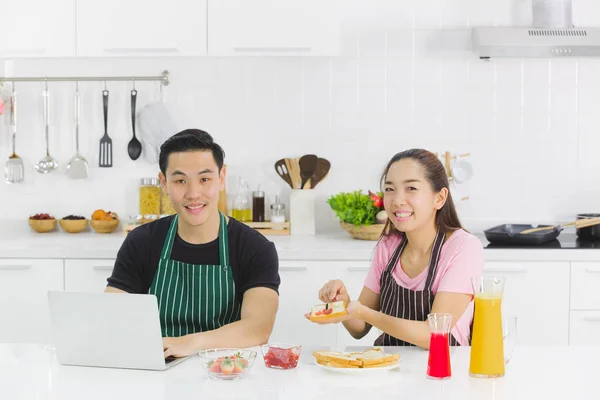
[
  {"x1": 347, "y1": 267, "x2": 369, "y2": 272},
  {"x1": 233, "y1": 46, "x2": 311, "y2": 53},
  {"x1": 93, "y1": 265, "x2": 114, "y2": 271},
  {"x1": 280, "y1": 266, "x2": 308, "y2": 272},
  {"x1": 584, "y1": 317, "x2": 600, "y2": 322},
  {"x1": 484, "y1": 268, "x2": 527, "y2": 274},
  {"x1": 0, "y1": 264, "x2": 31, "y2": 270},
  {"x1": 103, "y1": 47, "x2": 179, "y2": 53},
  {"x1": 585, "y1": 268, "x2": 600, "y2": 273}
]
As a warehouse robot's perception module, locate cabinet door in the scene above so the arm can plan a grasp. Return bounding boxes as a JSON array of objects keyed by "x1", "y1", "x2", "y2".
[
  {"x1": 1, "y1": 0, "x2": 76, "y2": 57},
  {"x1": 336, "y1": 262, "x2": 383, "y2": 348},
  {"x1": 208, "y1": 0, "x2": 340, "y2": 56},
  {"x1": 64, "y1": 259, "x2": 115, "y2": 293},
  {"x1": 570, "y1": 262, "x2": 600, "y2": 310},
  {"x1": 483, "y1": 261, "x2": 570, "y2": 346},
  {"x1": 0, "y1": 259, "x2": 64, "y2": 343},
  {"x1": 77, "y1": 0, "x2": 207, "y2": 56},
  {"x1": 270, "y1": 261, "x2": 338, "y2": 349},
  {"x1": 570, "y1": 311, "x2": 600, "y2": 346}
]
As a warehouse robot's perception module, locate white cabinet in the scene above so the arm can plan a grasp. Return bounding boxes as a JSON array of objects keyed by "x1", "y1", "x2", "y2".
[
  {"x1": 336, "y1": 262, "x2": 382, "y2": 348},
  {"x1": 76, "y1": 0, "x2": 207, "y2": 56},
  {"x1": 1, "y1": 0, "x2": 76, "y2": 57},
  {"x1": 570, "y1": 262, "x2": 600, "y2": 310},
  {"x1": 207, "y1": 0, "x2": 340, "y2": 56},
  {"x1": 270, "y1": 261, "x2": 338, "y2": 348},
  {"x1": 64, "y1": 259, "x2": 115, "y2": 293},
  {"x1": 483, "y1": 261, "x2": 570, "y2": 346},
  {"x1": 570, "y1": 311, "x2": 600, "y2": 346},
  {"x1": 0, "y1": 259, "x2": 63, "y2": 343}
]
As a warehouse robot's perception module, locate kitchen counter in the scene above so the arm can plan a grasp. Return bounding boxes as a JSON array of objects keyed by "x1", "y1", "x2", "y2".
[
  {"x1": 0, "y1": 343, "x2": 594, "y2": 399},
  {"x1": 2, "y1": 220, "x2": 600, "y2": 261}
]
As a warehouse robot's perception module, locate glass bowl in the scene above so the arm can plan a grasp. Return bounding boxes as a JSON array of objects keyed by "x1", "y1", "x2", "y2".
[
  {"x1": 260, "y1": 342, "x2": 302, "y2": 369},
  {"x1": 197, "y1": 348, "x2": 257, "y2": 380}
]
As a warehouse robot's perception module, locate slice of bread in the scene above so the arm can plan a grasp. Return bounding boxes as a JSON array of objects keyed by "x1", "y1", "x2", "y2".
[
  {"x1": 309, "y1": 300, "x2": 347, "y2": 322},
  {"x1": 313, "y1": 350, "x2": 362, "y2": 366},
  {"x1": 313, "y1": 348, "x2": 400, "y2": 369},
  {"x1": 354, "y1": 348, "x2": 400, "y2": 366}
]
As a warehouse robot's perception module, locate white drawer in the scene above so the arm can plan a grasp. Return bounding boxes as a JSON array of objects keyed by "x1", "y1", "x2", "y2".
[
  {"x1": 570, "y1": 262, "x2": 600, "y2": 310},
  {"x1": 570, "y1": 311, "x2": 600, "y2": 346},
  {"x1": 64, "y1": 259, "x2": 116, "y2": 293}
]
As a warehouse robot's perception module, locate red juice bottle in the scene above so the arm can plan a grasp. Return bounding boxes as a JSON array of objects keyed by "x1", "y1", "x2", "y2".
[{"x1": 427, "y1": 313, "x2": 452, "y2": 380}]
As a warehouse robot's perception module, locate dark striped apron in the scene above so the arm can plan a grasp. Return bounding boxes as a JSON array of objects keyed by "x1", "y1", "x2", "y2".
[
  {"x1": 148, "y1": 212, "x2": 241, "y2": 337},
  {"x1": 374, "y1": 229, "x2": 461, "y2": 346}
]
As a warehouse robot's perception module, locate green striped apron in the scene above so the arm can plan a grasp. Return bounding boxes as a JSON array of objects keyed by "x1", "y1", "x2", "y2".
[{"x1": 148, "y1": 212, "x2": 241, "y2": 337}]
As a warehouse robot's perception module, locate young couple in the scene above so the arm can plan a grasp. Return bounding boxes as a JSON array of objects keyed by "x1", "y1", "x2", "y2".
[{"x1": 106, "y1": 129, "x2": 483, "y2": 358}]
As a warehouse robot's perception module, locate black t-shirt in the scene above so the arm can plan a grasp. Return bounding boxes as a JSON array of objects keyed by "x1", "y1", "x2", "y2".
[{"x1": 107, "y1": 216, "x2": 280, "y2": 302}]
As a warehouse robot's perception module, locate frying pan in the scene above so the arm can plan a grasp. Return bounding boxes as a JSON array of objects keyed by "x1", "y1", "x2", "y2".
[{"x1": 484, "y1": 224, "x2": 560, "y2": 246}]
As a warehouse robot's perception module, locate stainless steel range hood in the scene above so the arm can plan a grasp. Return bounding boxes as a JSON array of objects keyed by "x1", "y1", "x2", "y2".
[{"x1": 472, "y1": 27, "x2": 600, "y2": 59}]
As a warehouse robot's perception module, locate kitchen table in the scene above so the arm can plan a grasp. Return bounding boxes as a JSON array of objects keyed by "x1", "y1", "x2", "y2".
[{"x1": 0, "y1": 343, "x2": 594, "y2": 399}]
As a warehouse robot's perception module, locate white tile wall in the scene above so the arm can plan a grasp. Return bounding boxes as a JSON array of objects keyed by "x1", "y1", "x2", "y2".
[{"x1": 1, "y1": 0, "x2": 599, "y2": 233}]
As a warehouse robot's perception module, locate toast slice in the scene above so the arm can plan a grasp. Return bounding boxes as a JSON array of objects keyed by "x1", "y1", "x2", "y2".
[
  {"x1": 309, "y1": 300, "x2": 347, "y2": 322},
  {"x1": 313, "y1": 350, "x2": 362, "y2": 367},
  {"x1": 354, "y1": 348, "x2": 400, "y2": 366},
  {"x1": 313, "y1": 348, "x2": 400, "y2": 369}
]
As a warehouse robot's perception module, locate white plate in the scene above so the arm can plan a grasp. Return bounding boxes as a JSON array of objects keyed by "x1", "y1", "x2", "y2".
[{"x1": 315, "y1": 362, "x2": 400, "y2": 374}]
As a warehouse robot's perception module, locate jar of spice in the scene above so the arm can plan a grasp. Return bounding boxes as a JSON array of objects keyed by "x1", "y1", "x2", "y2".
[
  {"x1": 252, "y1": 189, "x2": 265, "y2": 222},
  {"x1": 139, "y1": 178, "x2": 161, "y2": 216},
  {"x1": 270, "y1": 196, "x2": 286, "y2": 223},
  {"x1": 161, "y1": 186, "x2": 176, "y2": 215}
]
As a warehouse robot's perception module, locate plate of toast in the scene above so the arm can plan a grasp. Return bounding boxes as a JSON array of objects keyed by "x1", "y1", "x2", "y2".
[{"x1": 312, "y1": 348, "x2": 400, "y2": 373}]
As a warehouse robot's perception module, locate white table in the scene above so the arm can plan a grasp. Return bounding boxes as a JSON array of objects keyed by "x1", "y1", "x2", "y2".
[{"x1": 0, "y1": 343, "x2": 594, "y2": 399}]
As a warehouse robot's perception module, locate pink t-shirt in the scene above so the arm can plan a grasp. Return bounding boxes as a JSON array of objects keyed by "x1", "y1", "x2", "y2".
[{"x1": 364, "y1": 229, "x2": 484, "y2": 346}]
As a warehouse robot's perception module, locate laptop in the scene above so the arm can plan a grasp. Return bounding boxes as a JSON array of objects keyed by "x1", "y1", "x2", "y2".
[{"x1": 48, "y1": 291, "x2": 190, "y2": 371}]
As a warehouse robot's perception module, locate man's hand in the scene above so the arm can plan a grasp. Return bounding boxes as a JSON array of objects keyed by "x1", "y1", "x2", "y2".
[{"x1": 163, "y1": 335, "x2": 197, "y2": 358}]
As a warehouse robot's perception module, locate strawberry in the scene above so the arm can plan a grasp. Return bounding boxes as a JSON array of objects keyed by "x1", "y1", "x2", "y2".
[
  {"x1": 233, "y1": 359, "x2": 248, "y2": 373},
  {"x1": 220, "y1": 359, "x2": 234, "y2": 374},
  {"x1": 208, "y1": 360, "x2": 221, "y2": 373}
]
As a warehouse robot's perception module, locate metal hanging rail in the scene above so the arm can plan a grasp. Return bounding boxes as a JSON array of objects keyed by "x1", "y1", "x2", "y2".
[{"x1": 0, "y1": 70, "x2": 170, "y2": 85}]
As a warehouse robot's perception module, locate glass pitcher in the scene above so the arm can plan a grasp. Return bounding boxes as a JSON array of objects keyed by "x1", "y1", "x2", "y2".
[
  {"x1": 469, "y1": 276, "x2": 506, "y2": 378},
  {"x1": 427, "y1": 313, "x2": 452, "y2": 380}
]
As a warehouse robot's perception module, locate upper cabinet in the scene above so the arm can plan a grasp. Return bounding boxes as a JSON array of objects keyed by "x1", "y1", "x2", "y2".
[
  {"x1": 0, "y1": 0, "x2": 76, "y2": 57},
  {"x1": 76, "y1": 0, "x2": 208, "y2": 57},
  {"x1": 207, "y1": 0, "x2": 340, "y2": 56}
]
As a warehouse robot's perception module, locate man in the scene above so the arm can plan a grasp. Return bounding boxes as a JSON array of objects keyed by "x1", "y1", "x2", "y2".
[{"x1": 106, "y1": 129, "x2": 280, "y2": 358}]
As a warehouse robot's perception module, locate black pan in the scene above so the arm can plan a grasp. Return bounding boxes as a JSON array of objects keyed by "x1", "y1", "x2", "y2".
[
  {"x1": 484, "y1": 224, "x2": 561, "y2": 246},
  {"x1": 576, "y1": 213, "x2": 600, "y2": 240}
]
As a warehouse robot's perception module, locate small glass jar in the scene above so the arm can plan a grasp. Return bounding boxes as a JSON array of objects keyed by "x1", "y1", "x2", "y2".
[
  {"x1": 139, "y1": 178, "x2": 161, "y2": 216},
  {"x1": 270, "y1": 196, "x2": 286, "y2": 223},
  {"x1": 161, "y1": 186, "x2": 176, "y2": 215},
  {"x1": 252, "y1": 190, "x2": 265, "y2": 222}
]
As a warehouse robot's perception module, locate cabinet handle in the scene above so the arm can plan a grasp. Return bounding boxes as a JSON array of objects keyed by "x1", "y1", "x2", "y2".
[
  {"x1": 103, "y1": 48, "x2": 179, "y2": 54},
  {"x1": 93, "y1": 265, "x2": 114, "y2": 271},
  {"x1": 585, "y1": 268, "x2": 600, "y2": 273},
  {"x1": 5, "y1": 48, "x2": 46, "y2": 54},
  {"x1": 484, "y1": 268, "x2": 527, "y2": 274},
  {"x1": 347, "y1": 267, "x2": 369, "y2": 272},
  {"x1": 233, "y1": 46, "x2": 311, "y2": 53},
  {"x1": 0, "y1": 264, "x2": 31, "y2": 270},
  {"x1": 280, "y1": 266, "x2": 308, "y2": 272},
  {"x1": 584, "y1": 317, "x2": 600, "y2": 322}
]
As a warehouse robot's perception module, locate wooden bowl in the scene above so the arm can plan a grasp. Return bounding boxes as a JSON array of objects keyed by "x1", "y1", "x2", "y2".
[
  {"x1": 90, "y1": 219, "x2": 120, "y2": 234},
  {"x1": 28, "y1": 219, "x2": 57, "y2": 233},
  {"x1": 59, "y1": 219, "x2": 88, "y2": 233},
  {"x1": 340, "y1": 221, "x2": 385, "y2": 241}
]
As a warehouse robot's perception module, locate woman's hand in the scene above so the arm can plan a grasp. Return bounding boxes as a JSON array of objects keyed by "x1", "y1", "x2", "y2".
[
  {"x1": 318, "y1": 279, "x2": 351, "y2": 304},
  {"x1": 305, "y1": 301, "x2": 365, "y2": 324},
  {"x1": 163, "y1": 335, "x2": 197, "y2": 358}
]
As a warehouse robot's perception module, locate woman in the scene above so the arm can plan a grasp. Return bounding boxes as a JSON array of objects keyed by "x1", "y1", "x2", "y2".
[{"x1": 312, "y1": 149, "x2": 483, "y2": 348}]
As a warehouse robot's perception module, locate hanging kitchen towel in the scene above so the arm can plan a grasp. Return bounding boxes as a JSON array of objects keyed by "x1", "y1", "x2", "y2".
[{"x1": 138, "y1": 101, "x2": 178, "y2": 164}]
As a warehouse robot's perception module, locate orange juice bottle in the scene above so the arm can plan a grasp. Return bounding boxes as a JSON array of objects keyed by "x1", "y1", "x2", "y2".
[{"x1": 469, "y1": 277, "x2": 505, "y2": 378}]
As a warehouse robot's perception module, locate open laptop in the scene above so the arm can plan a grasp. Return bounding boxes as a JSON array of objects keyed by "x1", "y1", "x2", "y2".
[{"x1": 47, "y1": 291, "x2": 190, "y2": 371}]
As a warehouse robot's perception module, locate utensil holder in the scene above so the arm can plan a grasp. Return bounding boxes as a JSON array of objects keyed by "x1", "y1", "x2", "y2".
[{"x1": 289, "y1": 189, "x2": 315, "y2": 235}]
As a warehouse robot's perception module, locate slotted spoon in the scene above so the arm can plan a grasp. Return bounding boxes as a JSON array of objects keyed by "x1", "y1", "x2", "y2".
[
  {"x1": 4, "y1": 85, "x2": 24, "y2": 183},
  {"x1": 34, "y1": 84, "x2": 59, "y2": 174}
]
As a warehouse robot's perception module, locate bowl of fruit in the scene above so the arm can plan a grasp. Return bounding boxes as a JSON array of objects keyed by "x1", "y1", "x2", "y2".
[
  {"x1": 90, "y1": 209, "x2": 120, "y2": 234},
  {"x1": 59, "y1": 215, "x2": 88, "y2": 233},
  {"x1": 261, "y1": 342, "x2": 302, "y2": 370},
  {"x1": 28, "y1": 213, "x2": 57, "y2": 233},
  {"x1": 197, "y1": 349, "x2": 256, "y2": 380}
]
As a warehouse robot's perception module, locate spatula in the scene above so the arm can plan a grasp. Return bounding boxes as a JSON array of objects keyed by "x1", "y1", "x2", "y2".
[
  {"x1": 4, "y1": 86, "x2": 24, "y2": 183},
  {"x1": 99, "y1": 89, "x2": 113, "y2": 167},
  {"x1": 310, "y1": 158, "x2": 331, "y2": 189},
  {"x1": 299, "y1": 154, "x2": 318, "y2": 189},
  {"x1": 520, "y1": 217, "x2": 600, "y2": 234},
  {"x1": 66, "y1": 84, "x2": 89, "y2": 179},
  {"x1": 274, "y1": 158, "x2": 293, "y2": 189}
]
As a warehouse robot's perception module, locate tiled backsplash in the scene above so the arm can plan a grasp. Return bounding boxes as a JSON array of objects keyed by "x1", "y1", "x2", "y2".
[{"x1": 1, "y1": 0, "x2": 600, "y2": 232}]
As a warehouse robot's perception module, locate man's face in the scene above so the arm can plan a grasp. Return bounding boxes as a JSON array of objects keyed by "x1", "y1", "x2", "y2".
[{"x1": 159, "y1": 150, "x2": 225, "y2": 228}]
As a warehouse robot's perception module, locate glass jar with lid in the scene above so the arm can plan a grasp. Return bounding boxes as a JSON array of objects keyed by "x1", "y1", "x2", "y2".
[
  {"x1": 161, "y1": 186, "x2": 176, "y2": 215},
  {"x1": 139, "y1": 178, "x2": 161, "y2": 216}
]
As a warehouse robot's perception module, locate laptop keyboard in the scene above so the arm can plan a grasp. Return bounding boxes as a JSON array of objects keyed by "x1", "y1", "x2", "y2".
[{"x1": 165, "y1": 356, "x2": 177, "y2": 364}]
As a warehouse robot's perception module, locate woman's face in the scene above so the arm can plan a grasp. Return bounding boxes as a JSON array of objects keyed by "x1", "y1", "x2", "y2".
[{"x1": 382, "y1": 158, "x2": 446, "y2": 233}]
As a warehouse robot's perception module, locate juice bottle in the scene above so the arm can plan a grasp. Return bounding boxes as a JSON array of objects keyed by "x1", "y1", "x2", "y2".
[{"x1": 427, "y1": 313, "x2": 452, "y2": 380}]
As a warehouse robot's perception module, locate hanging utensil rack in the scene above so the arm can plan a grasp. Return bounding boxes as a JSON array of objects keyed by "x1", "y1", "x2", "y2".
[{"x1": 0, "y1": 70, "x2": 170, "y2": 85}]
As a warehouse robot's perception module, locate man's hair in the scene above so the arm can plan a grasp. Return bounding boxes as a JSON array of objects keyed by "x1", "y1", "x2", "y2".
[{"x1": 159, "y1": 129, "x2": 225, "y2": 174}]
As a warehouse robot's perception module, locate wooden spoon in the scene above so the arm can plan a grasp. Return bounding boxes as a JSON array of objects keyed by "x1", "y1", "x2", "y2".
[
  {"x1": 310, "y1": 158, "x2": 331, "y2": 189},
  {"x1": 299, "y1": 154, "x2": 318, "y2": 189},
  {"x1": 520, "y1": 217, "x2": 600, "y2": 234}
]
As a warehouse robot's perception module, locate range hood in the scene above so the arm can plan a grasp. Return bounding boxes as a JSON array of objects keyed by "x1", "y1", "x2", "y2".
[{"x1": 472, "y1": 26, "x2": 600, "y2": 59}]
